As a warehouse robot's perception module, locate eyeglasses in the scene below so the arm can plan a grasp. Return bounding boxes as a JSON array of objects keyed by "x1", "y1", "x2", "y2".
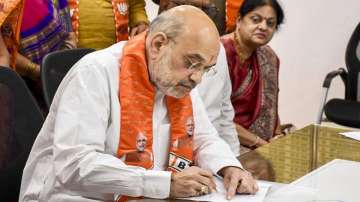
[{"x1": 184, "y1": 55, "x2": 217, "y2": 76}]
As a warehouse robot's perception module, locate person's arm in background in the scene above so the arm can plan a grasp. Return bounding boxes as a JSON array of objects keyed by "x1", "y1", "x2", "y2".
[
  {"x1": 15, "y1": 53, "x2": 40, "y2": 80},
  {"x1": 196, "y1": 44, "x2": 240, "y2": 156},
  {"x1": 0, "y1": 28, "x2": 39, "y2": 79},
  {"x1": 128, "y1": 0, "x2": 149, "y2": 38},
  {"x1": 14, "y1": 32, "x2": 75, "y2": 80},
  {"x1": 235, "y1": 123, "x2": 268, "y2": 148},
  {"x1": 0, "y1": 33, "x2": 10, "y2": 67},
  {"x1": 191, "y1": 89, "x2": 258, "y2": 199}
]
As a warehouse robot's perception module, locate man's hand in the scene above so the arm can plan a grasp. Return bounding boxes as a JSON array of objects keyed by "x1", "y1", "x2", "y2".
[
  {"x1": 169, "y1": 166, "x2": 216, "y2": 198},
  {"x1": 218, "y1": 166, "x2": 258, "y2": 200},
  {"x1": 129, "y1": 22, "x2": 148, "y2": 38}
]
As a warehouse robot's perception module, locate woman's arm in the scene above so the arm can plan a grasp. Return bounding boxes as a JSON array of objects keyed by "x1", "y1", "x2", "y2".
[
  {"x1": 0, "y1": 33, "x2": 10, "y2": 67},
  {"x1": 15, "y1": 53, "x2": 40, "y2": 80},
  {"x1": 235, "y1": 123, "x2": 268, "y2": 148}
]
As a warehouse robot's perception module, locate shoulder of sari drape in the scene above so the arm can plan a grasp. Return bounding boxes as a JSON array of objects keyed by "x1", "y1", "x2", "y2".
[
  {"x1": 0, "y1": 0, "x2": 22, "y2": 26},
  {"x1": 258, "y1": 45, "x2": 279, "y2": 69},
  {"x1": 0, "y1": 0, "x2": 24, "y2": 69},
  {"x1": 249, "y1": 45, "x2": 279, "y2": 140}
]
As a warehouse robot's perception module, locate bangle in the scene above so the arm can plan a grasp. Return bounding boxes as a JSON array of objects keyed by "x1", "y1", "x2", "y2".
[
  {"x1": 27, "y1": 61, "x2": 36, "y2": 71},
  {"x1": 249, "y1": 136, "x2": 260, "y2": 147},
  {"x1": 26, "y1": 61, "x2": 38, "y2": 76}
]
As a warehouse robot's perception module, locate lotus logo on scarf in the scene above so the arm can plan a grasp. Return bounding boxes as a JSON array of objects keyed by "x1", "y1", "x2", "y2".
[
  {"x1": 117, "y1": 2, "x2": 128, "y2": 16},
  {"x1": 70, "y1": 8, "x2": 76, "y2": 17},
  {"x1": 0, "y1": 3, "x2": 4, "y2": 12}
]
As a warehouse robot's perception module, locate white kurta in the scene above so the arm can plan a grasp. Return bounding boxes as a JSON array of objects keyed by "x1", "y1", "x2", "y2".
[
  {"x1": 197, "y1": 44, "x2": 240, "y2": 156},
  {"x1": 19, "y1": 42, "x2": 242, "y2": 202}
]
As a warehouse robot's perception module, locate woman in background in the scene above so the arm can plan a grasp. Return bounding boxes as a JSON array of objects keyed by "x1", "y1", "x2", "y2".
[
  {"x1": 1, "y1": 0, "x2": 75, "y2": 80},
  {"x1": 1, "y1": 0, "x2": 75, "y2": 112},
  {"x1": 221, "y1": 0, "x2": 284, "y2": 153}
]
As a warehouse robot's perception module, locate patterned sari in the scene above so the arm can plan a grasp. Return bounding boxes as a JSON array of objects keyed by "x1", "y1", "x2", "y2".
[
  {"x1": 221, "y1": 38, "x2": 279, "y2": 150},
  {"x1": 19, "y1": 0, "x2": 72, "y2": 65},
  {"x1": 0, "y1": 0, "x2": 24, "y2": 69}
]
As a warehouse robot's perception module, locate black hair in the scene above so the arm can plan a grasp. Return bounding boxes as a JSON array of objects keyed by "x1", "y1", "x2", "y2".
[{"x1": 239, "y1": 0, "x2": 284, "y2": 29}]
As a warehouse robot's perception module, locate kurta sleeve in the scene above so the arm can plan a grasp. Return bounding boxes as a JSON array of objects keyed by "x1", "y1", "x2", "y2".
[
  {"x1": 215, "y1": 45, "x2": 240, "y2": 156},
  {"x1": 191, "y1": 89, "x2": 243, "y2": 174},
  {"x1": 51, "y1": 56, "x2": 171, "y2": 199},
  {"x1": 197, "y1": 44, "x2": 240, "y2": 156}
]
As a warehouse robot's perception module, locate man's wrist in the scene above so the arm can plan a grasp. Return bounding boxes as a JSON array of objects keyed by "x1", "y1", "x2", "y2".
[{"x1": 217, "y1": 166, "x2": 244, "y2": 177}]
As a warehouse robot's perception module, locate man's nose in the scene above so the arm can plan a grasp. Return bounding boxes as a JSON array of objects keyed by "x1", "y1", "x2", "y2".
[{"x1": 189, "y1": 70, "x2": 203, "y2": 85}]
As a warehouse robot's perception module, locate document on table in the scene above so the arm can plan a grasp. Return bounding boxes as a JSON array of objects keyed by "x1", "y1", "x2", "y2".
[
  {"x1": 179, "y1": 178, "x2": 271, "y2": 202},
  {"x1": 339, "y1": 131, "x2": 360, "y2": 141}
]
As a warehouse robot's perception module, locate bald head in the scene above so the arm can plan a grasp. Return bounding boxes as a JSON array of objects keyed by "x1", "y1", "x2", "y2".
[
  {"x1": 149, "y1": 5, "x2": 219, "y2": 44},
  {"x1": 146, "y1": 5, "x2": 220, "y2": 98}
]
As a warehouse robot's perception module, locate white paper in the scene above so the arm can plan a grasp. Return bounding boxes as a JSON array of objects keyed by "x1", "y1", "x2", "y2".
[
  {"x1": 339, "y1": 131, "x2": 360, "y2": 141},
  {"x1": 179, "y1": 178, "x2": 271, "y2": 202},
  {"x1": 265, "y1": 184, "x2": 317, "y2": 202}
]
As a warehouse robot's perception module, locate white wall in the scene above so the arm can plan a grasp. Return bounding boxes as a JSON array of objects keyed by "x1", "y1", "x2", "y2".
[
  {"x1": 270, "y1": 0, "x2": 360, "y2": 128},
  {"x1": 145, "y1": 0, "x2": 360, "y2": 128}
]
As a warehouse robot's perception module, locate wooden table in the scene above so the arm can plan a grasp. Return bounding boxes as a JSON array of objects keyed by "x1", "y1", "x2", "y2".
[
  {"x1": 239, "y1": 124, "x2": 360, "y2": 183},
  {"x1": 133, "y1": 124, "x2": 360, "y2": 201}
]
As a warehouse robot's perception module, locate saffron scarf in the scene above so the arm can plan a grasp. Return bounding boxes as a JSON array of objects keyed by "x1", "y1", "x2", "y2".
[
  {"x1": 68, "y1": 0, "x2": 129, "y2": 42},
  {"x1": 19, "y1": 0, "x2": 71, "y2": 64},
  {"x1": 116, "y1": 31, "x2": 194, "y2": 201},
  {"x1": 0, "y1": 0, "x2": 24, "y2": 69},
  {"x1": 221, "y1": 37, "x2": 279, "y2": 140},
  {"x1": 225, "y1": 0, "x2": 244, "y2": 33}
]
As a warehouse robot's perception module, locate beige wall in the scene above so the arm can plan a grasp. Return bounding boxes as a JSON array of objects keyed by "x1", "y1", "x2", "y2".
[{"x1": 145, "y1": 0, "x2": 360, "y2": 128}]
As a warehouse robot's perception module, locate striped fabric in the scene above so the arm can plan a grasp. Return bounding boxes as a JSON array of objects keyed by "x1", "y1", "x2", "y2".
[{"x1": 19, "y1": 0, "x2": 72, "y2": 64}]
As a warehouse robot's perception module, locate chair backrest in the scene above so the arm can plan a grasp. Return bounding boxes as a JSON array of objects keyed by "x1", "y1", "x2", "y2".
[
  {"x1": 345, "y1": 22, "x2": 360, "y2": 100},
  {"x1": 41, "y1": 48, "x2": 95, "y2": 109},
  {"x1": 0, "y1": 66, "x2": 44, "y2": 200}
]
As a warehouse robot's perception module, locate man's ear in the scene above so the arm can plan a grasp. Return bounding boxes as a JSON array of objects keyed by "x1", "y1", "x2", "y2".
[{"x1": 149, "y1": 32, "x2": 169, "y2": 60}]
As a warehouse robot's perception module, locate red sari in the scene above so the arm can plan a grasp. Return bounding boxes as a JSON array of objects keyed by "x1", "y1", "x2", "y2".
[{"x1": 221, "y1": 38, "x2": 280, "y2": 143}]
